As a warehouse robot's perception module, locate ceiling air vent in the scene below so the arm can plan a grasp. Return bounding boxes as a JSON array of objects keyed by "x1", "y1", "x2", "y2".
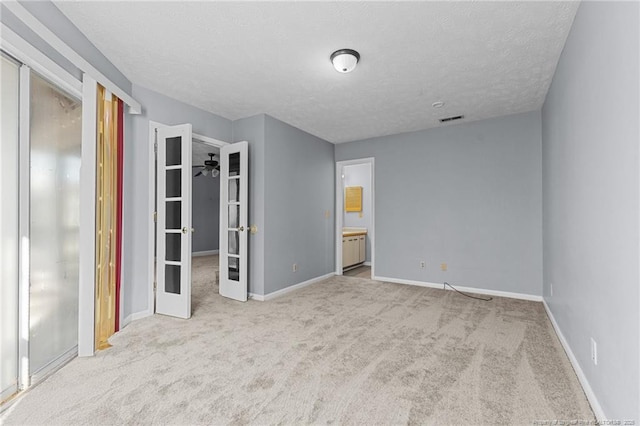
[{"x1": 439, "y1": 115, "x2": 464, "y2": 123}]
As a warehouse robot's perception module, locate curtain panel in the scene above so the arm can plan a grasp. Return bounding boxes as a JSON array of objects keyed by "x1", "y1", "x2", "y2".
[{"x1": 95, "y1": 85, "x2": 123, "y2": 350}]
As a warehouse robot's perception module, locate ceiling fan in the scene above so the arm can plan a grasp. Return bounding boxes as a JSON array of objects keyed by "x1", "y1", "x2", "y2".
[{"x1": 193, "y1": 153, "x2": 220, "y2": 177}]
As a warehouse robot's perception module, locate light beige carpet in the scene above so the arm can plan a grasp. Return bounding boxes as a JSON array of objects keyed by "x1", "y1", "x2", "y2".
[{"x1": 2, "y1": 255, "x2": 593, "y2": 425}]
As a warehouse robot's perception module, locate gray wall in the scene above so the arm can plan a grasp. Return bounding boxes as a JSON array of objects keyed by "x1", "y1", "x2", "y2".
[
  {"x1": 230, "y1": 114, "x2": 335, "y2": 296},
  {"x1": 335, "y1": 111, "x2": 543, "y2": 296},
  {"x1": 125, "y1": 84, "x2": 232, "y2": 316},
  {"x1": 343, "y1": 163, "x2": 372, "y2": 262},
  {"x1": 192, "y1": 170, "x2": 220, "y2": 253},
  {"x1": 541, "y1": 1, "x2": 639, "y2": 419},
  {"x1": 263, "y1": 115, "x2": 335, "y2": 294},
  {"x1": 231, "y1": 114, "x2": 266, "y2": 296}
]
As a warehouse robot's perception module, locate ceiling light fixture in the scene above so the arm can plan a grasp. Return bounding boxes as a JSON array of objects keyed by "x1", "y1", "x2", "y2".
[
  {"x1": 432, "y1": 101, "x2": 445, "y2": 108},
  {"x1": 330, "y1": 49, "x2": 360, "y2": 73}
]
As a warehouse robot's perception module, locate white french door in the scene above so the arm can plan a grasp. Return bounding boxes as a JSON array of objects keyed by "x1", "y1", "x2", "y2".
[
  {"x1": 156, "y1": 124, "x2": 193, "y2": 318},
  {"x1": 219, "y1": 141, "x2": 248, "y2": 301}
]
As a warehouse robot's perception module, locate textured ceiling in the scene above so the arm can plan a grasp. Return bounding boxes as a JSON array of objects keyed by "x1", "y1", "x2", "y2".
[{"x1": 55, "y1": 1, "x2": 579, "y2": 143}]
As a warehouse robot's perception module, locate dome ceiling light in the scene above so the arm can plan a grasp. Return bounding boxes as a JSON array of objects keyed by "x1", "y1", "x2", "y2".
[{"x1": 330, "y1": 49, "x2": 360, "y2": 73}]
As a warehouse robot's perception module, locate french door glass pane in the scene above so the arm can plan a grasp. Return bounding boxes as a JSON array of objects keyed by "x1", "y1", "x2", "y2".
[
  {"x1": 166, "y1": 169, "x2": 181, "y2": 198},
  {"x1": 29, "y1": 73, "x2": 82, "y2": 374},
  {"x1": 165, "y1": 233, "x2": 181, "y2": 262},
  {"x1": 229, "y1": 152, "x2": 240, "y2": 176},
  {"x1": 228, "y1": 179, "x2": 239, "y2": 202},
  {"x1": 228, "y1": 257, "x2": 239, "y2": 281},
  {"x1": 228, "y1": 205, "x2": 239, "y2": 228},
  {"x1": 165, "y1": 265, "x2": 181, "y2": 294},
  {"x1": 166, "y1": 136, "x2": 181, "y2": 166},
  {"x1": 228, "y1": 231, "x2": 239, "y2": 255},
  {"x1": 166, "y1": 201, "x2": 181, "y2": 229},
  {"x1": 1, "y1": 55, "x2": 20, "y2": 398}
]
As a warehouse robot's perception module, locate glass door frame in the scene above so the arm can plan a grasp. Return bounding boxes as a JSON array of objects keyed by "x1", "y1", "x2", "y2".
[
  {"x1": 18, "y1": 65, "x2": 85, "y2": 390},
  {"x1": 0, "y1": 39, "x2": 87, "y2": 399}
]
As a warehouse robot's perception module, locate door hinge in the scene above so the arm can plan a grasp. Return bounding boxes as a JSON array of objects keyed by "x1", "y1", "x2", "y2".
[
  {"x1": 154, "y1": 141, "x2": 158, "y2": 153},
  {"x1": 153, "y1": 211, "x2": 157, "y2": 222}
]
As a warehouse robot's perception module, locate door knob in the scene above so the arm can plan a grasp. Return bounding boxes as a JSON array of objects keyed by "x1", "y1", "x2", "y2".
[
  {"x1": 238, "y1": 225, "x2": 245, "y2": 232},
  {"x1": 182, "y1": 227, "x2": 188, "y2": 234}
]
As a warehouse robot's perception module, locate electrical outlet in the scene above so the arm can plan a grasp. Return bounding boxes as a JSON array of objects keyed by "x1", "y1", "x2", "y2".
[
  {"x1": 420, "y1": 261, "x2": 426, "y2": 269},
  {"x1": 591, "y1": 338, "x2": 597, "y2": 365},
  {"x1": 292, "y1": 263, "x2": 298, "y2": 272},
  {"x1": 440, "y1": 263, "x2": 447, "y2": 271},
  {"x1": 550, "y1": 282, "x2": 553, "y2": 297}
]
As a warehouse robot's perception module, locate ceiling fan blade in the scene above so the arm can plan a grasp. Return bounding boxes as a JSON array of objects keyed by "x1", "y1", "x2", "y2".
[{"x1": 194, "y1": 171, "x2": 203, "y2": 177}]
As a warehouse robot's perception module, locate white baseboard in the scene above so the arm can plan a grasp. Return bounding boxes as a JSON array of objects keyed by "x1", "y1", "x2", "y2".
[
  {"x1": 192, "y1": 250, "x2": 219, "y2": 257},
  {"x1": 542, "y1": 300, "x2": 606, "y2": 421},
  {"x1": 364, "y1": 261, "x2": 371, "y2": 266},
  {"x1": 372, "y1": 275, "x2": 543, "y2": 302},
  {"x1": 249, "y1": 272, "x2": 335, "y2": 302},
  {"x1": 248, "y1": 292, "x2": 265, "y2": 301},
  {"x1": 121, "y1": 309, "x2": 153, "y2": 328}
]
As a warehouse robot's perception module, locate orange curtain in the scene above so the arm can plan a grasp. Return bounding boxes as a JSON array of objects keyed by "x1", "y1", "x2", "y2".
[{"x1": 95, "y1": 85, "x2": 123, "y2": 350}]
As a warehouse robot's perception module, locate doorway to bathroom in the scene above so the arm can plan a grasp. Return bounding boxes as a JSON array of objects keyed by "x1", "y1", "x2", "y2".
[{"x1": 335, "y1": 158, "x2": 375, "y2": 279}]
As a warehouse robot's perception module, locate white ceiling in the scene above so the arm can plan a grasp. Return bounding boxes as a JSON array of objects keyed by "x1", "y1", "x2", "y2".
[{"x1": 55, "y1": 1, "x2": 579, "y2": 143}]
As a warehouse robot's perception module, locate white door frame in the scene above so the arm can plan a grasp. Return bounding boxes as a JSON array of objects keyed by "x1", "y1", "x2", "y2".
[
  {"x1": 5, "y1": 52, "x2": 87, "y2": 392},
  {"x1": 147, "y1": 121, "x2": 228, "y2": 316},
  {"x1": 17, "y1": 64, "x2": 31, "y2": 389},
  {"x1": 335, "y1": 158, "x2": 375, "y2": 276}
]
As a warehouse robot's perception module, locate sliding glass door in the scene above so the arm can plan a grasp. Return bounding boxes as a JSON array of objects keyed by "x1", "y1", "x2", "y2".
[
  {"x1": 0, "y1": 54, "x2": 20, "y2": 401},
  {"x1": 28, "y1": 73, "x2": 82, "y2": 377},
  {"x1": 0, "y1": 52, "x2": 82, "y2": 401}
]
